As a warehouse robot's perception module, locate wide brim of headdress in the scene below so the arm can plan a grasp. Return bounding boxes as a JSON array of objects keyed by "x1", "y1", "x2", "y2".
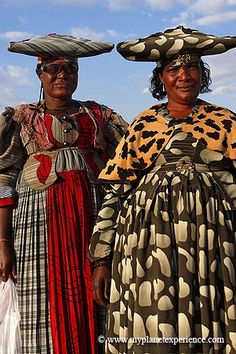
[
  {"x1": 8, "y1": 33, "x2": 114, "y2": 58},
  {"x1": 116, "y1": 26, "x2": 236, "y2": 62}
]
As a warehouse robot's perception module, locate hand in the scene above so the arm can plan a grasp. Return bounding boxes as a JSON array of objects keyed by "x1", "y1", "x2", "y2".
[
  {"x1": 0, "y1": 241, "x2": 16, "y2": 282},
  {"x1": 92, "y1": 265, "x2": 111, "y2": 308}
]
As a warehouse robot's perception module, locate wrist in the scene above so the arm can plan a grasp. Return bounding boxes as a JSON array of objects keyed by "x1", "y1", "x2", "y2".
[
  {"x1": 0, "y1": 239, "x2": 14, "y2": 251},
  {"x1": 92, "y1": 258, "x2": 111, "y2": 270}
]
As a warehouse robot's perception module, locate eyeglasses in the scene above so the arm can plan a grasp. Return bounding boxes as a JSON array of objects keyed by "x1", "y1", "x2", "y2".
[{"x1": 42, "y1": 63, "x2": 79, "y2": 75}]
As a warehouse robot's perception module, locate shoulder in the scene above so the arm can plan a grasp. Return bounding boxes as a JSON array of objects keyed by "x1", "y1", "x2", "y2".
[
  {"x1": 191, "y1": 102, "x2": 236, "y2": 145},
  {"x1": 79, "y1": 100, "x2": 128, "y2": 130},
  {"x1": 79, "y1": 100, "x2": 113, "y2": 119},
  {"x1": 11, "y1": 102, "x2": 40, "y2": 122},
  {"x1": 128, "y1": 103, "x2": 166, "y2": 130},
  {"x1": 79, "y1": 100, "x2": 109, "y2": 112},
  {"x1": 197, "y1": 101, "x2": 236, "y2": 120}
]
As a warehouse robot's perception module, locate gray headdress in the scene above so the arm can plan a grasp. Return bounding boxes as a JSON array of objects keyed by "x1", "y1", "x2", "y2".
[{"x1": 8, "y1": 33, "x2": 114, "y2": 59}]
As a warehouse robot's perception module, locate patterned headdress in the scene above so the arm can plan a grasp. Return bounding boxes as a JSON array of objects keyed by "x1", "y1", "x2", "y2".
[
  {"x1": 116, "y1": 26, "x2": 236, "y2": 63},
  {"x1": 8, "y1": 33, "x2": 114, "y2": 59}
]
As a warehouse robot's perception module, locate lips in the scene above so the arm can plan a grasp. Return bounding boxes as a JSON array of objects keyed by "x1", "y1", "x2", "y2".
[
  {"x1": 54, "y1": 81, "x2": 70, "y2": 87},
  {"x1": 177, "y1": 86, "x2": 193, "y2": 90}
]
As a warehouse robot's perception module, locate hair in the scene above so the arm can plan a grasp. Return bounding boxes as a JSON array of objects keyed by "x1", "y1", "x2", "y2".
[{"x1": 149, "y1": 59, "x2": 212, "y2": 101}]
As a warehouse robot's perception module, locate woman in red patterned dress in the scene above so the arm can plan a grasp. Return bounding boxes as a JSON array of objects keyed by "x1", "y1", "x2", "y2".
[{"x1": 0, "y1": 34, "x2": 127, "y2": 354}]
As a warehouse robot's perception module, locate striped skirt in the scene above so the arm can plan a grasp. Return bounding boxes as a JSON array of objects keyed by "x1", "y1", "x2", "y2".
[{"x1": 13, "y1": 167, "x2": 100, "y2": 354}]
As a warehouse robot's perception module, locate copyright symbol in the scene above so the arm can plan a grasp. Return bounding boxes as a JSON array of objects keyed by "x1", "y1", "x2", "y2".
[{"x1": 97, "y1": 335, "x2": 105, "y2": 343}]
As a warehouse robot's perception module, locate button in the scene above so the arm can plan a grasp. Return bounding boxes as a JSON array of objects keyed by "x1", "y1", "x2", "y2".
[
  {"x1": 64, "y1": 128, "x2": 69, "y2": 133},
  {"x1": 63, "y1": 142, "x2": 68, "y2": 146}
]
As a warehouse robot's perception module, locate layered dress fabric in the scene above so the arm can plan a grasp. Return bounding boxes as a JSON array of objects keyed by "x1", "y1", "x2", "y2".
[
  {"x1": 89, "y1": 100, "x2": 236, "y2": 354},
  {"x1": 0, "y1": 100, "x2": 127, "y2": 354}
]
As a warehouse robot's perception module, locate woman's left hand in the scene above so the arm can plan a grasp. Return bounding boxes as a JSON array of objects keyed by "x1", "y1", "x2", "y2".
[{"x1": 92, "y1": 265, "x2": 111, "y2": 308}]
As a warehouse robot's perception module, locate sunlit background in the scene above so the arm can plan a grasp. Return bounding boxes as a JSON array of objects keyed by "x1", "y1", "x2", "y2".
[{"x1": 1, "y1": 0, "x2": 236, "y2": 122}]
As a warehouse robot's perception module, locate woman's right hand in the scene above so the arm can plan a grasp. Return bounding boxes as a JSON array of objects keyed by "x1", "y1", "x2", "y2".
[
  {"x1": 0, "y1": 241, "x2": 16, "y2": 282},
  {"x1": 92, "y1": 265, "x2": 111, "y2": 308}
]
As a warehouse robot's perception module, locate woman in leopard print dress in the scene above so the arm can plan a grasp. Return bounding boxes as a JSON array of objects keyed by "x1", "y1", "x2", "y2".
[{"x1": 89, "y1": 26, "x2": 236, "y2": 354}]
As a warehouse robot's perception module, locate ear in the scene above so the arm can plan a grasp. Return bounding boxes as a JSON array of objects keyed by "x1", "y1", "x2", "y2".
[
  {"x1": 35, "y1": 67, "x2": 42, "y2": 81},
  {"x1": 159, "y1": 73, "x2": 163, "y2": 82}
]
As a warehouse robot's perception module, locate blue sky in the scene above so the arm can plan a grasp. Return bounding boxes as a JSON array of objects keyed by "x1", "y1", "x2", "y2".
[{"x1": 1, "y1": 0, "x2": 236, "y2": 122}]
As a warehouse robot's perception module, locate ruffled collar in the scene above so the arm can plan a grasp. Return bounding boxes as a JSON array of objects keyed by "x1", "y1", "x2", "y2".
[{"x1": 158, "y1": 98, "x2": 205, "y2": 126}]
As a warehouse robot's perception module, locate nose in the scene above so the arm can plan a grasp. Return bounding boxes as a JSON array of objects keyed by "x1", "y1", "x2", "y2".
[
  {"x1": 178, "y1": 67, "x2": 191, "y2": 80},
  {"x1": 57, "y1": 67, "x2": 67, "y2": 76}
]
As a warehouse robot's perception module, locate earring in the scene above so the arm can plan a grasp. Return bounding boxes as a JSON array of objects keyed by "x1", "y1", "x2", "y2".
[{"x1": 161, "y1": 82, "x2": 166, "y2": 94}]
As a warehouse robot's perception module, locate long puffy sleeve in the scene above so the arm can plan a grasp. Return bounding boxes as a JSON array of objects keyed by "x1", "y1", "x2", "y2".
[
  {"x1": 0, "y1": 108, "x2": 25, "y2": 206},
  {"x1": 88, "y1": 106, "x2": 129, "y2": 261},
  {"x1": 88, "y1": 182, "x2": 132, "y2": 262},
  {"x1": 100, "y1": 105, "x2": 129, "y2": 158}
]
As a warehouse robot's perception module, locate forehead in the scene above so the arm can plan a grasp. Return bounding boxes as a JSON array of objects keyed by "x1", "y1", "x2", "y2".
[
  {"x1": 164, "y1": 54, "x2": 200, "y2": 70},
  {"x1": 41, "y1": 57, "x2": 78, "y2": 65}
]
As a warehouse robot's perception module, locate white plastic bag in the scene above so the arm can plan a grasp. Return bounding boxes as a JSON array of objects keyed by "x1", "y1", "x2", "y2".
[{"x1": 0, "y1": 279, "x2": 21, "y2": 354}]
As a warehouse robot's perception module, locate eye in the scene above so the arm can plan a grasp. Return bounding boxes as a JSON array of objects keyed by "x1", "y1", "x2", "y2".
[
  {"x1": 166, "y1": 66, "x2": 179, "y2": 73},
  {"x1": 187, "y1": 63, "x2": 200, "y2": 70}
]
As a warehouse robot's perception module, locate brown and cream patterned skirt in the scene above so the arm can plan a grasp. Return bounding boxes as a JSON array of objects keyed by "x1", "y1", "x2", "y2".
[{"x1": 90, "y1": 132, "x2": 236, "y2": 354}]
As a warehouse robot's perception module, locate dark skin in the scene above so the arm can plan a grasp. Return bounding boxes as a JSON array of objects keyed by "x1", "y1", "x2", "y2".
[
  {"x1": 37, "y1": 58, "x2": 79, "y2": 112},
  {"x1": 159, "y1": 58, "x2": 202, "y2": 118},
  {"x1": 0, "y1": 207, "x2": 15, "y2": 281},
  {"x1": 0, "y1": 58, "x2": 79, "y2": 282},
  {"x1": 92, "y1": 57, "x2": 203, "y2": 307},
  {"x1": 92, "y1": 264, "x2": 111, "y2": 308}
]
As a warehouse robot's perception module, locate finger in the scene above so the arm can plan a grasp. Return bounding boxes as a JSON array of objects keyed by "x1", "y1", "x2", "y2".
[
  {"x1": 12, "y1": 262, "x2": 17, "y2": 282},
  {"x1": 104, "y1": 276, "x2": 111, "y2": 300},
  {"x1": 0, "y1": 269, "x2": 10, "y2": 282},
  {"x1": 94, "y1": 286, "x2": 107, "y2": 308}
]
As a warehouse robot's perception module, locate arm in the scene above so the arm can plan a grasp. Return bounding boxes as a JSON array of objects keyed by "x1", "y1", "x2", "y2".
[
  {"x1": 101, "y1": 106, "x2": 129, "y2": 158},
  {"x1": 0, "y1": 108, "x2": 25, "y2": 281},
  {"x1": 89, "y1": 183, "x2": 132, "y2": 307},
  {"x1": 0, "y1": 206, "x2": 16, "y2": 281},
  {"x1": 92, "y1": 259, "x2": 112, "y2": 308}
]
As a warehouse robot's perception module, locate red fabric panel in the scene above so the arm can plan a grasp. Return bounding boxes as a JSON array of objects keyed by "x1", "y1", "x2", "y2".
[
  {"x1": 47, "y1": 170, "x2": 97, "y2": 354},
  {"x1": 34, "y1": 154, "x2": 53, "y2": 184},
  {"x1": 0, "y1": 198, "x2": 16, "y2": 208}
]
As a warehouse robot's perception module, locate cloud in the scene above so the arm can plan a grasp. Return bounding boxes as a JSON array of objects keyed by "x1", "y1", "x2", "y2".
[
  {"x1": 190, "y1": 0, "x2": 235, "y2": 14},
  {"x1": 106, "y1": 0, "x2": 138, "y2": 10},
  {"x1": 55, "y1": 0, "x2": 98, "y2": 4},
  {"x1": 6, "y1": 65, "x2": 32, "y2": 85},
  {"x1": 0, "y1": 65, "x2": 33, "y2": 111},
  {"x1": 0, "y1": 31, "x2": 33, "y2": 41},
  {"x1": 172, "y1": 11, "x2": 193, "y2": 26},
  {"x1": 3, "y1": 0, "x2": 99, "y2": 4},
  {"x1": 179, "y1": 0, "x2": 236, "y2": 26},
  {"x1": 145, "y1": 0, "x2": 176, "y2": 10},
  {"x1": 70, "y1": 26, "x2": 119, "y2": 41},
  {"x1": 204, "y1": 50, "x2": 236, "y2": 97},
  {"x1": 195, "y1": 11, "x2": 236, "y2": 25},
  {"x1": 70, "y1": 27, "x2": 105, "y2": 41},
  {"x1": 107, "y1": 29, "x2": 119, "y2": 38},
  {"x1": 211, "y1": 85, "x2": 234, "y2": 95}
]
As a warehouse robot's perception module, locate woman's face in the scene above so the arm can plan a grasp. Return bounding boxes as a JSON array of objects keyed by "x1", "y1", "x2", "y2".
[
  {"x1": 159, "y1": 56, "x2": 202, "y2": 106},
  {"x1": 38, "y1": 58, "x2": 78, "y2": 100}
]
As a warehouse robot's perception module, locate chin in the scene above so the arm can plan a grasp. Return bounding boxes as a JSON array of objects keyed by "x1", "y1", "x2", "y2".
[
  {"x1": 179, "y1": 93, "x2": 198, "y2": 103},
  {"x1": 53, "y1": 90, "x2": 72, "y2": 99}
]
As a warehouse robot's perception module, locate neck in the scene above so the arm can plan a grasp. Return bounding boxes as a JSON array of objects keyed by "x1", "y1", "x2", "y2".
[
  {"x1": 44, "y1": 97, "x2": 75, "y2": 111},
  {"x1": 167, "y1": 100, "x2": 197, "y2": 119}
]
